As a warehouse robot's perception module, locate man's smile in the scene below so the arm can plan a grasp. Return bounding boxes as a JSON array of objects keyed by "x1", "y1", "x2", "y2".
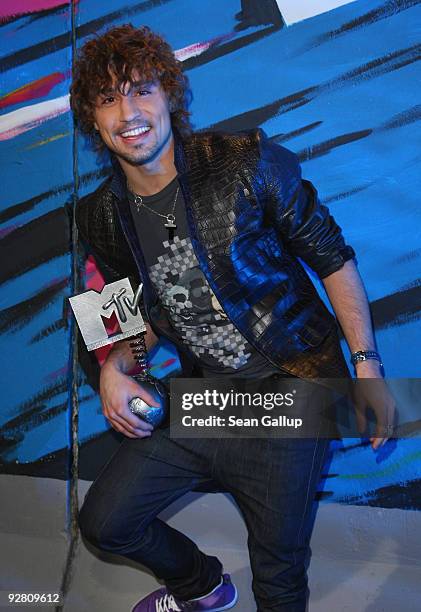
[{"x1": 119, "y1": 125, "x2": 152, "y2": 141}]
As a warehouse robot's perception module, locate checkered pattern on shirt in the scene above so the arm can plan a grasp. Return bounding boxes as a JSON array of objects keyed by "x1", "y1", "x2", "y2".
[{"x1": 148, "y1": 235, "x2": 252, "y2": 369}]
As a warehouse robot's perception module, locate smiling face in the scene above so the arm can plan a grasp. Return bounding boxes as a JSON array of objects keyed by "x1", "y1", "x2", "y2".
[{"x1": 93, "y1": 74, "x2": 173, "y2": 167}]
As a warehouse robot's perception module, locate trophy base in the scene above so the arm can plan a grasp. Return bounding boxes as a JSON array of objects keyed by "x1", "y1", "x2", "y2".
[{"x1": 128, "y1": 379, "x2": 168, "y2": 427}]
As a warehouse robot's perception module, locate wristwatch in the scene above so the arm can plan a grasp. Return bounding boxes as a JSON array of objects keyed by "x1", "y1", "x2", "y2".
[{"x1": 350, "y1": 350, "x2": 384, "y2": 370}]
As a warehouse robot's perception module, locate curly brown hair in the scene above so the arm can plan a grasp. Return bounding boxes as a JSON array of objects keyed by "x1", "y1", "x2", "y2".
[{"x1": 70, "y1": 24, "x2": 192, "y2": 148}]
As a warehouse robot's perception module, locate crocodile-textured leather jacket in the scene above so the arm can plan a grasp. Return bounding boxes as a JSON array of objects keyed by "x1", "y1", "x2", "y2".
[{"x1": 76, "y1": 129, "x2": 355, "y2": 379}]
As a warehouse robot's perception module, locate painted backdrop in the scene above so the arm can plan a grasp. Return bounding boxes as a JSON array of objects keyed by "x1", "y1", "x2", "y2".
[{"x1": 1, "y1": 0, "x2": 420, "y2": 509}]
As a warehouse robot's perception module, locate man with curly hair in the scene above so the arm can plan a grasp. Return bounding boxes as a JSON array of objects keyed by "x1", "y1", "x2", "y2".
[{"x1": 71, "y1": 24, "x2": 391, "y2": 612}]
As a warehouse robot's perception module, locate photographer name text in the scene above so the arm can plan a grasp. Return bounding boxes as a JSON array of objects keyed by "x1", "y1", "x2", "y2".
[{"x1": 181, "y1": 415, "x2": 303, "y2": 429}]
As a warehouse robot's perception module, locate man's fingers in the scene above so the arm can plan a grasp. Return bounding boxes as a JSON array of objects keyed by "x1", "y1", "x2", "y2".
[
  {"x1": 370, "y1": 436, "x2": 388, "y2": 450},
  {"x1": 127, "y1": 379, "x2": 161, "y2": 408},
  {"x1": 103, "y1": 394, "x2": 155, "y2": 430},
  {"x1": 99, "y1": 372, "x2": 159, "y2": 437},
  {"x1": 111, "y1": 411, "x2": 153, "y2": 436},
  {"x1": 110, "y1": 414, "x2": 152, "y2": 438},
  {"x1": 370, "y1": 419, "x2": 394, "y2": 449},
  {"x1": 102, "y1": 400, "x2": 154, "y2": 438},
  {"x1": 119, "y1": 404, "x2": 155, "y2": 431},
  {"x1": 108, "y1": 417, "x2": 138, "y2": 438}
]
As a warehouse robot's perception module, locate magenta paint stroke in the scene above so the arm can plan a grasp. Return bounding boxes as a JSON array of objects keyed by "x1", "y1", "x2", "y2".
[
  {"x1": 0, "y1": 225, "x2": 19, "y2": 239},
  {"x1": 0, "y1": 0, "x2": 71, "y2": 22},
  {"x1": 0, "y1": 72, "x2": 68, "y2": 111},
  {"x1": 174, "y1": 32, "x2": 236, "y2": 61}
]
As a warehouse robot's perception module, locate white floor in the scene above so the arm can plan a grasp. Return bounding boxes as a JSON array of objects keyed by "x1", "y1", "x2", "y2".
[{"x1": 0, "y1": 475, "x2": 420, "y2": 611}]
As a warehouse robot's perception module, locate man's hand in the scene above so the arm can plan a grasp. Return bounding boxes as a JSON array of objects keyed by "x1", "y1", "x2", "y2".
[
  {"x1": 353, "y1": 361, "x2": 397, "y2": 450},
  {"x1": 99, "y1": 361, "x2": 160, "y2": 438},
  {"x1": 321, "y1": 261, "x2": 397, "y2": 451}
]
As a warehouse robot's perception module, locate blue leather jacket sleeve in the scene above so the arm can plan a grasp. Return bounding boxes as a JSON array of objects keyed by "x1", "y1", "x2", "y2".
[{"x1": 257, "y1": 131, "x2": 356, "y2": 279}]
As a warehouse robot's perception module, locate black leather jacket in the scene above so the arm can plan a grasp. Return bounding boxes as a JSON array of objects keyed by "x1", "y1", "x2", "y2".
[{"x1": 76, "y1": 129, "x2": 355, "y2": 378}]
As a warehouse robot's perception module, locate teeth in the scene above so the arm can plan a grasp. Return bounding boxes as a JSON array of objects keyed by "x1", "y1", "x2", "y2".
[{"x1": 121, "y1": 126, "x2": 151, "y2": 137}]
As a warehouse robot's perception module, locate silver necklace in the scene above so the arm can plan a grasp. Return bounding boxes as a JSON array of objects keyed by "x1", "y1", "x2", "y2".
[{"x1": 129, "y1": 184, "x2": 179, "y2": 230}]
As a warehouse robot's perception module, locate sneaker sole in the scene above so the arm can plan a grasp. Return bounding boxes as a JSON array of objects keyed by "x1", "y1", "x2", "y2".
[{"x1": 209, "y1": 583, "x2": 238, "y2": 611}]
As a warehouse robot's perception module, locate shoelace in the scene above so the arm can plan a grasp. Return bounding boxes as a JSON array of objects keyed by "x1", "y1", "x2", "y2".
[{"x1": 155, "y1": 593, "x2": 183, "y2": 612}]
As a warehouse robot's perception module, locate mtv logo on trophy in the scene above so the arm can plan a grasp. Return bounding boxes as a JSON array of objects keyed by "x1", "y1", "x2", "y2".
[
  {"x1": 69, "y1": 278, "x2": 167, "y2": 427},
  {"x1": 69, "y1": 278, "x2": 146, "y2": 351}
]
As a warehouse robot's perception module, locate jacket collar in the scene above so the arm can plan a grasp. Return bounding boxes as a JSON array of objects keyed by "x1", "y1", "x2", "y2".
[{"x1": 109, "y1": 155, "x2": 127, "y2": 200}]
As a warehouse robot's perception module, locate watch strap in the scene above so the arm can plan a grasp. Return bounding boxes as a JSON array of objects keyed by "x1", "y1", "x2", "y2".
[{"x1": 350, "y1": 350, "x2": 383, "y2": 367}]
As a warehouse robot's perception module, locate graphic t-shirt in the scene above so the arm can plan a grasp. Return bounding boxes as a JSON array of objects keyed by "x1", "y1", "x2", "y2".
[{"x1": 128, "y1": 177, "x2": 279, "y2": 378}]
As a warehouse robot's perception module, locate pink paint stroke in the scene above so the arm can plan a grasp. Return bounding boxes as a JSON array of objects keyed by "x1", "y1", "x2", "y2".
[
  {"x1": 0, "y1": 225, "x2": 19, "y2": 239},
  {"x1": 0, "y1": 0, "x2": 72, "y2": 21},
  {"x1": 150, "y1": 357, "x2": 177, "y2": 373},
  {"x1": 174, "y1": 32, "x2": 236, "y2": 61},
  {"x1": 44, "y1": 365, "x2": 68, "y2": 383},
  {"x1": 84, "y1": 256, "x2": 114, "y2": 367},
  {"x1": 0, "y1": 72, "x2": 68, "y2": 111}
]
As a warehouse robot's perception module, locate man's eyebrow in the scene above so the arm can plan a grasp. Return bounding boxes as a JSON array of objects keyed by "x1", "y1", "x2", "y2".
[
  {"x1": 97, "y1": 80, "x2": 155, "y2": 96},
  {"x1": 98, "y1": 85, "x2": 116, "y2": 96},
  {"x1": 130, "y1": 80, "x2": 155, "y2": 89}
]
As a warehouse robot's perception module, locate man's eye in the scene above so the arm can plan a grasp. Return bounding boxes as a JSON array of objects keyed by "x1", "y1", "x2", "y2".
[
  {"x1": 101, "y1": 96, "x2": 115, "y2": 105},
  {"x1": 136, "y1": 90, "x2": 150, "y2": 96}
]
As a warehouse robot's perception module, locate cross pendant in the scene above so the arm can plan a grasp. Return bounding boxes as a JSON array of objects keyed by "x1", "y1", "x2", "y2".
[
  {"x1": 134, "y1": 194, "x2": 143, "y2": 213},
  {"x1": 164, "y1": 214, "x2": 176, "y2": 242},
  {"x1": 164, "y1": 215, "x2": 177, "y2": 229}
]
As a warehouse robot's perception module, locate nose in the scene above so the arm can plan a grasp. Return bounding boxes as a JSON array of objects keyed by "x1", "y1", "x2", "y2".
[{"x1": 119, "y1": 94, "x2": 141, "y2": 123}]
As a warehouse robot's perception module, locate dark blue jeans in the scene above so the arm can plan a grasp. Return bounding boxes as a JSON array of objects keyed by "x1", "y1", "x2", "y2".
[{"x1": 78, "y1": 425, "x2": 330, "y2": 611}]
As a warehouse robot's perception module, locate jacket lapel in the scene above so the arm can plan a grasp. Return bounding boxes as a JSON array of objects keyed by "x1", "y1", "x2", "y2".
[{"x1": 174, "y1": 131, "x2": 261, "y2": 262}]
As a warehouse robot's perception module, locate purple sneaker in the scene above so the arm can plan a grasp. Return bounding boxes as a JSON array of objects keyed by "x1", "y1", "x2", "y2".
[{"x1": 131, "y1": 574, "x2": 238, "y2": 611}]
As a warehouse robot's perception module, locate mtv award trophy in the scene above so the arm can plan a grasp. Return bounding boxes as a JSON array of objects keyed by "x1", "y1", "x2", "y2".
[{"x1": 69, "y1": 278, "x2": 167, "y2": 427}]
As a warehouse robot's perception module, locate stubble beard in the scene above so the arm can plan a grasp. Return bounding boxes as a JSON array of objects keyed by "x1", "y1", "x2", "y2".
[
  {"x1": 111, "y1": 138, "x2": 159, "y2": 167},
  {"x1": 105, "y1": 124, "x2": 173, "y2": 167}
]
